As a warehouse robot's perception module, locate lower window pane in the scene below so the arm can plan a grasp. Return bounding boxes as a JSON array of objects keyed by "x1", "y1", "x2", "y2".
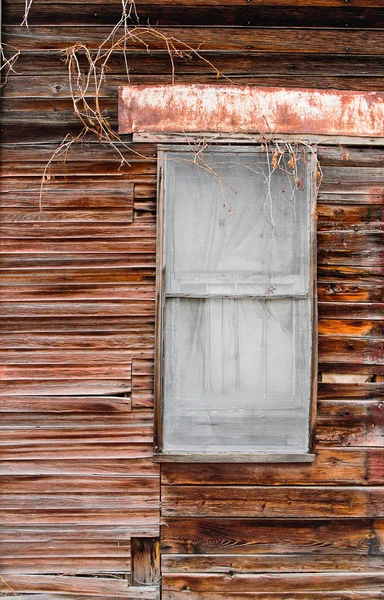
[{"x1": 163, "y1": 297, "x2": 311, "y2": 453}]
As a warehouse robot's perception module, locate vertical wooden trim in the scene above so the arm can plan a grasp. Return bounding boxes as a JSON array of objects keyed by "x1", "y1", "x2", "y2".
[
  {"x1": 308, "y1": 149, "x2": 319, "y2": 455},
  {"x1": 131, "y1": 538, "x2": 160, "y2": 587},
  {"x1": 154, "y1": 150, "x2": 165, "y2": 455}
]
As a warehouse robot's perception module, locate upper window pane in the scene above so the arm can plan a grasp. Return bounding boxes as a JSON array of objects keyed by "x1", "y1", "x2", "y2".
[{"x1": 164, "y1": 150, "x2": 311, "y2": 296}]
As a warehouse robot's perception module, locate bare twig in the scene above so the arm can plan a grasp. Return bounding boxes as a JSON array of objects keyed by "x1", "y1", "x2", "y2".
[
  {"x1": 21, "y1": 0, "x2": 34, "y2": 27},
  {"x1": 0, "y1": 43, "x2": 20, "y2": 87}
]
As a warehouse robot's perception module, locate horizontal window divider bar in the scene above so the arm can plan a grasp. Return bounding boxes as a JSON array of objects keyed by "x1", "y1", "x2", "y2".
[
  {"x1": 164, "y1": 293, "x2": 309, "y2": 299},
  {"x1": 154, "y1": 453, "x2": 316, "y2": 463}
]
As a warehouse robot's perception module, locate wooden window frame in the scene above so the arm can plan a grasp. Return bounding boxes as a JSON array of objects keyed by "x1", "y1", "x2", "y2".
[{"x1": 154, "y1": 144, "x2": 318, "y2": 463}]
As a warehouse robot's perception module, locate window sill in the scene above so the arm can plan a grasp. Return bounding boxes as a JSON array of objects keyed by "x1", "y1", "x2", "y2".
[{"x1": 153, "y1": 452, "x2": 316, "y2": 463}]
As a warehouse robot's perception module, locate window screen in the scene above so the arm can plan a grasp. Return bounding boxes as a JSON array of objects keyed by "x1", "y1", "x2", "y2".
[{"x1": 157, "y1": 147, "x2": 316, "y2": 459}]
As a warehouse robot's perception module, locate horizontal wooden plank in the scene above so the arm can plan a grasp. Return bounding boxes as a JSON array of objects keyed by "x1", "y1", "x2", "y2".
[
  {"x1": 0, "y1": 574, "x2": 158, "y2": 597},
  {"x1": 4, "y1": 73, "x2": 384, "y2": 98},
  {"x1": 4, "y1": 27, "x2": 384, "y2": 54},
  {"x1": 319, "y1": 337, "x2": 384, "y2": 365},
  {"x1": 318, "y1": 303, "x2": 384, "y2": 320},
  {"x1": 0, "y1": 209, "x2": 134, "y2": 223},
  {"x1": 0, "y1": 285, "x2": 155, "y2": 302},
  {"x1": 318, "y1": 205, "x2": 384, "y2": 224},
  {"x1": 0, "y1": 253, "x2": 155, "y2": 267},
  {"x1": 0, "y1": 301, "x2": 155, "y2": 318},
  {"x1": 0, "y1": 349, "x2": 154, "y2": 363},
  {"x1": 0, "y1": 524, "x2": 149, "y2": 542},
  {"x1": 162, "y1": 572, "x2": 384, "y2": 594},
  {"x1": 5, "y1": 3, "x2": 384, "y2": 27},
  {"x1": 1, "y1": 316, "x2": 155, "y2": 336},
  {"x1": 318, "y1": 283, "x2": 384, "y2": 303},
  {"x1": 0, "y1": 495, "x2": 158, "y2": 510},
  {"x1": 0, "y1": 395, "x2": 132, "y2": 412},
  {"x1": 0, "y1": 509, "x2": 159, "y2": 526},
  {"x1": 0, "y1": 266, "x2": 155, "y2": 284},
  {"x1": 4, "y1": 52, "x2": 384, "y2": 81},
  {"x1": 5, "y1": 0, "x2": 384, "y2": 7},
  {"x1": 0, "y1": 223, "x2": 157, "y2": 238},
  {"x1": 0, "y1": 475, "x2": 158, "y2": 494},
  {"x1": 0, "y1": 557, "x2": 131, "y2": 574},
  {"x1": 161, "y1": 449, "x2": 383, "y2": 486},
  {"x1": 318, "y1": 382, "x2": 384, "y2": 399},
  {"x1": 162, "y1": 486, "x2": 384, "y2": 518},
  {"x1": 0, "y1": 238, "x2": 156, "y2": 253},
  {"x1": 0, "y1": 443, "x2": 154, "y2": 460},
  {"x1": 0, "y1": 380, "x2": 132, "y2": 396},
  {"x1": 161, "y1": 553, "x2": 384, "y2": 574},
  {"x1": 0, "y1": 364, "x2": 132, "y2": 380},
  {"x1": 161, "y1": 518, "x2": 383, "y2": 554},
  {"x1": 318, "y1": 265, "x2": 384, "y2": 281},
  {"x1": 0, "y1": 333, "x2": 154, "y2": 350},
  {"x1": 316, "y1": 400, "x2": 384, "y2": 447},
  {"x1": 318, "y1": 320, "x2": 384, "y2": 337},
  {"x1": 0, "y1": 458, "x2": 158, "y2": 475}
]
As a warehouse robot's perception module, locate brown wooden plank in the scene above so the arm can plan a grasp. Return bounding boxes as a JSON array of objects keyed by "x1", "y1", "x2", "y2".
[
  {"x1": 161, "y1": 486, "x2": 384, "y2": 518},
  {"x1": 0, "y1": 285, "x2": 155, "y2": 302},
  {"x1": 161, "y1": 518, "x2": 383, "y2": 554},
  {"x1": 160, "y1": 449, "x2": 378, "y2": 486},
  {"x1": 5, "y1": 73, "x2": 384, "y2": 98},
  {"x1": 161, "y1": 553, "x2": 384, "y2": 574},
  {"x1": 0, "y1": 395, "x2": 131, "y2": 412},
  {"x1": 0, "y1": 558, "x2": 131, "y2": 574},
  {"x1": 318, "y1": 265, "x2": 384, "y2": 281},
  {"x1": 0, "y1": 301, "x2": 155, "y2": 318},
  {"x1": 0, "y1": 209, "x2": 134, "y2": 223},
  {"x1": 318, "y1": 320, "x2": 384, "y2": 337},
  {"x1": 319, "y1": 336, "x2": 384, "y2": 365},
  {"x1": 316, "y1": 400, "x2": 384, "y2": 447},
  {"x1": 318, "y1": 304, "x2": 384, "y2": 320},
  {"x1": 318, "y1": 382, "x2": 384, "y2": 399},
  {"x1": 0, "y1": 380, "x2": 132, "y2": 396},
  {"x1": 0, "y1": 459, "x2": 158, "y2": 475},
  {"x1": 0, "y1": 333, "x2": 153, "y2": 350},
  {"x1": 4, "y1": 3, "x2": 384, "y2": 28},
  {"x1": 0, "y1": 267, "x2": 155, "y2": 285},
  {"x1": 0, "y1": 350, "x2": 154, "y2": 364},
  {"x1": 0, "y1": 475, "x2": 158, "y2": 494},
  {"x1": 0, "y1": 364, "x2": 132, "y2": 380},
  {"x1": 0, "y1": 223, "x2": 156, "y2": 239},
  {"x1": 0, "y1": 574, "x2": 157, "y2": 597},
  {"x1": 0, "y1": 509, "x2": 159, "y2": 526},
  {"x1": 4, "y1": 52, "x2": 384, "y2": 81},
  {"x1": 162, "y1": 572, "x2": 384, "y2": 593},
  {"x1": 5, "y1": 0, "x2": 384, "y2": 7},
  {"x1": 4, "y1": 27, "x2": 384, "y2": 54},
  {"x1": 131, "y1": 538, "x2": 161, "y2": 586},
  {"x1": 0, "y1": 239, "x2": 156, "y2": 253},
  {"x1": 318, "y1": 232, "x2": 384, "y2": 266},
  {"x1": 318, "y1": 283, "x2": 384, "y2": 303}
]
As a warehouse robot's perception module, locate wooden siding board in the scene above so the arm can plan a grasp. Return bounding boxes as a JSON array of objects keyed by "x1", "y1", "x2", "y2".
[{"x1": 1, "y1": 1, "x2": 384, "y2": 597}]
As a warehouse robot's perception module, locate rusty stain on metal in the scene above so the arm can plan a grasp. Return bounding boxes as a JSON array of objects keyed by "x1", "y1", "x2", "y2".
[{"x1": 118, "y1": 85, "x2": 384, "y2": 137}]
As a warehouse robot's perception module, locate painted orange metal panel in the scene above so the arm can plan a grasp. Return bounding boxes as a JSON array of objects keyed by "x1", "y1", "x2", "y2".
[{"x1": 119, "y1": 84, "x2": 384, "y2": 137}]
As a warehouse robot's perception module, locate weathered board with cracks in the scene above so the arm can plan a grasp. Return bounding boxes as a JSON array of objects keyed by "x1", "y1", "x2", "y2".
[{"x1": 1, "y1": 0, "x2": 384, "y2": 598}]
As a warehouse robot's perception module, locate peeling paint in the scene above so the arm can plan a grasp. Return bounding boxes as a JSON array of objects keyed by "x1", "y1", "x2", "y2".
[{"x1": 118, "y1": 85, "x2": 384, "y2": 137}]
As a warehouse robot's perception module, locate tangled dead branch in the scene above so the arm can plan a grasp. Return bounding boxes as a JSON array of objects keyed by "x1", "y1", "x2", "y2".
[
  {"x1": 39, "y1": 23, "x2": 231, "y2": 205},
  {"x1": 0, "y1": 44, "x2": 20, "y2": 87},
  {"x1": 36, "y1": 0, "x2": 322, "y2": 208}
]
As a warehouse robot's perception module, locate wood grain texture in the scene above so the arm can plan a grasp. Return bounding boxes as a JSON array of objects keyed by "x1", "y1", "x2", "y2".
[{"x1": 2, "y1": 1, "x2": 384, "y2": 596}]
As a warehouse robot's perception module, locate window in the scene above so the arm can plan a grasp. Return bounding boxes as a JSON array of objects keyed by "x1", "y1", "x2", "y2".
[{"x1": 155, "y1": 146, "x2": 317, "y2": 462}]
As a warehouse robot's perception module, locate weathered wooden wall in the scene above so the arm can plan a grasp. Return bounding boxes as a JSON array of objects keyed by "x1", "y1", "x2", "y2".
[{"x1": 1, "y1": 0, "x2": 384, "y2": 598}]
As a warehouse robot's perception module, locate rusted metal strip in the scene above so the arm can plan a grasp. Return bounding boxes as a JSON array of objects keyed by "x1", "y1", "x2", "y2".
[{"x1": 119, "y1": 85, "x2": 384, "y2": 137}]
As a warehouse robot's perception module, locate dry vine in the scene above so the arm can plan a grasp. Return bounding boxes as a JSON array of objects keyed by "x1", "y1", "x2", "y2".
[
  {"x1": 0, "y1": 43, "x2": 20, "y2": 87},
  {"x1": 29, "y1": 0, "x2": 322, "y2": 208}
]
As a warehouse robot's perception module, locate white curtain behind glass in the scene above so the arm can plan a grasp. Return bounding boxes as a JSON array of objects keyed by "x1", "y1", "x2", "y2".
[{"x1": 162, "y1": 150, "x2": 312, "y2": 454}]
